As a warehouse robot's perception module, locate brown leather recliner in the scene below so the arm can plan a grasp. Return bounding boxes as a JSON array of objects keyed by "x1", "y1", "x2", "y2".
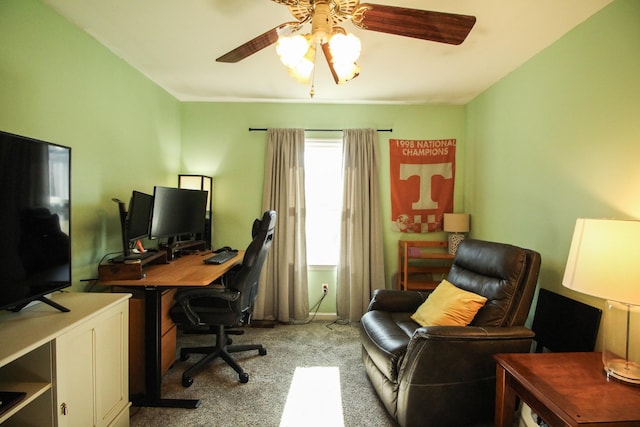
[{"x1": 360, "y1": 239, "x2": 541, "y2": 427}]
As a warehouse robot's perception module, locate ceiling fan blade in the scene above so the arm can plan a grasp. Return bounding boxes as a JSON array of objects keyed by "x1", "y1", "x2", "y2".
[
  {"x1": 321, "y1": 43, "x2": 340, "y2": 84},
  {"x1": 353, "y1": 3, "x2": 476, "y2": 45},
  {"x1": 216, "y1": 22, "x2": 299, "y2": 63},
  {"x1": 321, "y1": 42, "x2": 360, "y2": 85}
]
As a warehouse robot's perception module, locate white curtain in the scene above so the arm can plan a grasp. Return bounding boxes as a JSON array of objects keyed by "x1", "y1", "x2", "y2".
[
  {"x1": 337, "y1": 129, "x2": 386, "y2": 321},
  {"x1": 254, "y1": 128, "x2": 309, "y2": 322}
]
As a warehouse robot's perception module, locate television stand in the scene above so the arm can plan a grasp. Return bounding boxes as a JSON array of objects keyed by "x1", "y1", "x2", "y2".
[
  {"x1": 9, "y1": 295, "x2": 70, "y2": 313},
  {"x1": 36, "y1": 295, "x2": 70, "y2": 312}
]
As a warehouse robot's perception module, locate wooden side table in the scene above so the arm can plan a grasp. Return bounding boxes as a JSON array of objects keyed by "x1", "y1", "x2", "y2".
[
  {"x1": 494, "y1": 352, "x2": 640, "y2": 427},
  {"x1": 397, "y1": 240, "x2": 455, "y2": 291}
]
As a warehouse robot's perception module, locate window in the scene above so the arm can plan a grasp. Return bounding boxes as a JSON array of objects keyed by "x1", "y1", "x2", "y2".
[{"x1": 304, "y1": 139, "x2": 343, "y2": 266}]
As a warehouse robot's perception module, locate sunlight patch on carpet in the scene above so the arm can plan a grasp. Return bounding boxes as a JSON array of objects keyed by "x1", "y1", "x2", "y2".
[{"x1": 280, "y1": 367, "x2": 344, "y2": 427}]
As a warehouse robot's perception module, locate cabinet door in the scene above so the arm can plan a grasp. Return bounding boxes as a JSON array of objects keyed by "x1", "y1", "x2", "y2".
[
  {"x1": 94, "y1": 304, "x2": 129, "y2": 426},
  {"x1": 55, "y1": 323, "x2": 95, "y2": 426},
  {"x1": 55, "y1": 301, "x2": 129, "y2": 427}
]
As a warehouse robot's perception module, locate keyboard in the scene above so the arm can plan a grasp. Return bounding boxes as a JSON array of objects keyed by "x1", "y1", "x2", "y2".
[{"x1": 203, "y1": 250, "x2": 237, "y2": 265}]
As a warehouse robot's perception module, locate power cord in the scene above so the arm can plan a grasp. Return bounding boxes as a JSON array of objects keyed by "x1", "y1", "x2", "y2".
[{"x1": 293, "y1": 292, "x2": 327, "y2": 325}]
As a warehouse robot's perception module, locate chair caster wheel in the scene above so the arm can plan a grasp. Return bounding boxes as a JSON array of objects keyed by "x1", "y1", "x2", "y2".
[
  {"x1": 182, "y1": 376, "x2": 194, "y2": 387},
  {"x1": 259, "y1": 348, "x2": 267, "y2": 356},
  {"x1": 227, "y1": 338, "x2": 233, "y2": 345},
  {"x1": 239, "y1": 373, "x2": 249, "y2": 383}
]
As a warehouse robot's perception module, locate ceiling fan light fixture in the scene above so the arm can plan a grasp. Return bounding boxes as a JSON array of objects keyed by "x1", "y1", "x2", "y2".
[
  {"x1": 285, "y1": 42, "x2": 316, "y2": 84},
  {"x1": 276, "y1": 34, "x2": 310, "y2": 67},
  {"x1": 328, "y1": 32, "x2": 361, "y2": 64},
  {"x1": 333, "y1": 61, "x2": 360, "y2": 84}
]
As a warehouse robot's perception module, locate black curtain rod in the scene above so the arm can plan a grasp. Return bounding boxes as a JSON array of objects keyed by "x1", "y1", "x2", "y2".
[{"x1": 248, "y1": 127, "x2": 392, "y2": 132}]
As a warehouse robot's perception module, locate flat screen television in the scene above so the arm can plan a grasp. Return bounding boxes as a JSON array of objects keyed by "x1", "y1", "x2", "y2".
[
  {"x1": 0, "y1": 130, "x2": 71, "y2": 312},
  {"x1": 149, "y1": 186, "x2": 207, "y2": 242}
]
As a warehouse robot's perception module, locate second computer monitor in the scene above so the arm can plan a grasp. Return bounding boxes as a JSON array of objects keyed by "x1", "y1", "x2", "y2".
[
  {"x1": 127, "y1": 190, "x2": 154, "y2": 242},
  {"x1": 149, "y1": 186, "x2": 207, "y2": 241}
]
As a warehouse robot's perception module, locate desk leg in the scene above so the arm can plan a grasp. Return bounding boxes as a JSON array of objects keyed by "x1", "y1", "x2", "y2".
[
  {"x1": 131, "y1": 287, "x2": 200, "y2": 409},
  {"x1": 495, "y1": 363, "x2": 516, "y2": 427}
]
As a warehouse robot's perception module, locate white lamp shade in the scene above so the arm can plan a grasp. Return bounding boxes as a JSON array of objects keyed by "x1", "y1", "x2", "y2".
[
  {"x1": 562, "y1": 218, "x2": 640, "y2": 305},
  {"x1": 443, "y1": 213, "x2": 470, "y2": 233}
]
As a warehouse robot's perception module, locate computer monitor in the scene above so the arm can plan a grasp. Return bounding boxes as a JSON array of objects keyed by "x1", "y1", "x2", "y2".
[
  {"x1": 111, "y1": 190, "x2": 153, "y2": 262},
  {"x1": 126, "y1": 191, "x2": 153, "y2": 241},
  {"x1": 149, "y1": 186, "x2": 207, "y2": 241}
]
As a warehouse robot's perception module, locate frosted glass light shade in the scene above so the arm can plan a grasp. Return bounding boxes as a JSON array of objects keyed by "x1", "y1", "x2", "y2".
[
  {"x1": 276, "y1": 35, "x2": 309, "y2": 68},
  {"x1": 329, "y1": 33, "x2": 361, "y2": 63}
]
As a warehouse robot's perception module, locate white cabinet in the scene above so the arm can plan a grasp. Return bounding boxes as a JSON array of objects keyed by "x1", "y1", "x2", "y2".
[{"x1": 0, "y1": 292, "x2": 130, "y2": 427}]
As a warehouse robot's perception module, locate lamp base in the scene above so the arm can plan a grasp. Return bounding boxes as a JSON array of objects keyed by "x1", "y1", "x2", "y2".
[
  {"x1": 447, "y1": 233, "x2": 465, "y2": 255},
  {"x1": 604, "y1": 357, "x2": 640, "y2": 384},
  {"x1": 602, "y1": 300, "x2": 640, "y2": 385}
]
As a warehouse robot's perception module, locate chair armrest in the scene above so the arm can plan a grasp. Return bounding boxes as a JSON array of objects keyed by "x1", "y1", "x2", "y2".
[
  {"x1": 414, "y1": 325, "x2": 535, "y2": 341},
  {"x1": 174, "y1": 287, "x2": 241, "y2": 326},
  {"x1": 402, "y1": 325, "x2": 534, "y2": 384},
  {"x1": 174, "y1": 287, "x2": 241, "y2": 303},
  {"x1": 395, "y1": 325, "x2": 535, "y2": 427},
  {"x1": 367, "y1": 289, "x2": 429, "y2": 313}
]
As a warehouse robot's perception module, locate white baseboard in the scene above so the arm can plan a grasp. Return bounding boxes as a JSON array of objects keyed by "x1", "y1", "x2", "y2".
[{"x1": 310, "y1": 312, "x2": 338, "y2": 321}]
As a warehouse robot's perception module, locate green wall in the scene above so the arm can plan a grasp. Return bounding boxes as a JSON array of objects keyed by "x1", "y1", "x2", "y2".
[
  {"x1": 465, "y1": 0, "x2": 640, "y2": 341},
  {"x1": 0, "y1": 0, "x2": 181, "y2": 288},
  {"x1": 180, "y1": 102, "x2": 466, "y2": 312}
]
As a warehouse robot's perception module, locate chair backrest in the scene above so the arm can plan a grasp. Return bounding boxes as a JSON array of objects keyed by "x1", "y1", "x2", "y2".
[
  {"x1": 229, "y1": 210, "x2": 276, "y2": 316},
  {"x1": 531, "y1": 288, "x2": 602, "y2": 352},
  {"x1": 447, "y1": 239, "x2": 541, "y2": 327}
]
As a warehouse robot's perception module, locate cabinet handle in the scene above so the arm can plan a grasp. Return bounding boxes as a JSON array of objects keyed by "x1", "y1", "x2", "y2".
[{"x1": 61, "y1": 402, "x2": 68, "y2": 415}]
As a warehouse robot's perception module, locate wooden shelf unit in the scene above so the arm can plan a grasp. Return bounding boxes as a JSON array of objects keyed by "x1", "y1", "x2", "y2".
[{"x1": 397, "y1": 240, "x2": 455, "y2": 291}]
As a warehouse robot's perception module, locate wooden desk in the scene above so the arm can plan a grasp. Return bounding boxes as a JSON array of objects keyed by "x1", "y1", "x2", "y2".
[
  {"x1": 99, "y1": 250, "x2": 243, "y2": 409},
  {"x1": 494, "y1": 352, "x2": 640, "y2": 427}
]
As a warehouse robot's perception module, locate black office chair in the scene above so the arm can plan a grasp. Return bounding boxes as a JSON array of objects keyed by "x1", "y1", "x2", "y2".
[{"x1": 170, "y1": 210, "x2": 276, "y2": 386}]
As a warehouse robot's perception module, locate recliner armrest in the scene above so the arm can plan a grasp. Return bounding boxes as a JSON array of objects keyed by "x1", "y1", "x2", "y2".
[
  {"x1": 414, "y1": 325, "x2": 535, "y2": 341},
  {"x1": 401, "y1": 325, "x2": 535, "y2": 385},
  {"x1": 367, "y1": 289, "x2": 429, "y2": 312},
  {"x1": 395, "y1": 325, "x2": 534, "y2": 427}
]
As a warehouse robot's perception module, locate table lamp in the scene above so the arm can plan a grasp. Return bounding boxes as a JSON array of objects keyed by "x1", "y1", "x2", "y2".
[
  {"x1": 443, "y1": 213, "x2": 470, "y2": 255},
  {"x1": 562, "y1": 218, "x2": 640, "y2": 384}
]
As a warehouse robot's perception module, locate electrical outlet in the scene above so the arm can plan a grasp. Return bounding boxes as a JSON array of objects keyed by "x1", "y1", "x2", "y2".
[{"x1": 322, "y1": 283, "x2": 329, "y2": 294}]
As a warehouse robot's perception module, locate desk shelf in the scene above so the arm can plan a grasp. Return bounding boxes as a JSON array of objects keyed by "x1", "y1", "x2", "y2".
[
  {"x1": 398, "y1": 240, "x2": 455, "y2": 291},
  {"x1": 98, "y1": 250, "x2": 167, "y2": 281}
]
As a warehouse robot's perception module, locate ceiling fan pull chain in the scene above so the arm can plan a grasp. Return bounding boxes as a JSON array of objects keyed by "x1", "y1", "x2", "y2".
[{"x1": 309, "y1": 42, "x2": 318, "y2": 98}]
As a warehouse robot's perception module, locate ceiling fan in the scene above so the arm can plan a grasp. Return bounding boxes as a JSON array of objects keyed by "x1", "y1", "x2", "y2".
[{"x1": 216, "y1": 0, "x2": 476, "y2": 88}]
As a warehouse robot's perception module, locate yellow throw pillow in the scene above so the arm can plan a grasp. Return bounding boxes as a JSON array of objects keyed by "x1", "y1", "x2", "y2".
[{"x1": 411, "y1": 280, "x2": 488, "y2": 327}]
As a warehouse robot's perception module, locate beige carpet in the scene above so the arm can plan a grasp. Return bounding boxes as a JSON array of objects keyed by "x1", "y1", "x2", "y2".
[{"x1": 129, "y1": 321, "x2": 397, "y2": 427}]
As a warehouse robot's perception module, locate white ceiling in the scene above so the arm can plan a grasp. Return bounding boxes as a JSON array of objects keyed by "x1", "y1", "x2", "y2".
[{"x1": 41, "y1": 0, "x2": 613, "y2": 105}]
